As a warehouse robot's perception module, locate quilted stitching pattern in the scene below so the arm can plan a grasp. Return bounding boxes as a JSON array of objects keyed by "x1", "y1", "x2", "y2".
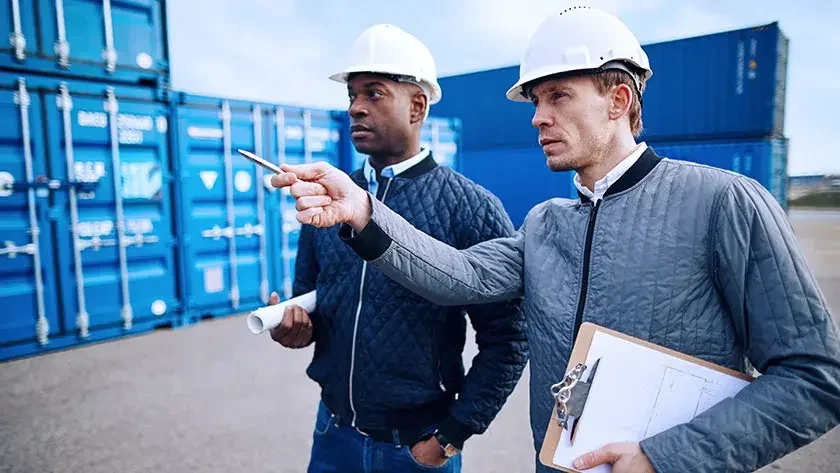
[
  {"x1": 360, "y1": 157, "x2": 840, "y2": 473},
  {"x1": 296, "y1": 164, "x2": 526, "y2": 433}
]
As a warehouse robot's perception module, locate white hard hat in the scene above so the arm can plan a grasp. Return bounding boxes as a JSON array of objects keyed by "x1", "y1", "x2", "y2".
[
  {"x1": 330, "y1": 24, "x2": 442, "y2": 105},
  {"x1": 506, "y1": 5, "x2": 652, "y2": 102}
]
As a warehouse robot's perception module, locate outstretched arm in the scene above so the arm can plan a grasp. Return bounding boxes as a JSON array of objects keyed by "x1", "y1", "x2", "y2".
[{"x1": 271, "y1": 161, "x2": 526, "y2": 306}]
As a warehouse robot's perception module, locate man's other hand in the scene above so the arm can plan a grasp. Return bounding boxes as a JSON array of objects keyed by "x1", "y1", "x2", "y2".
[
  {"x1": 267, "y1": 291, "x2": 313, "y2": 348},
  {"x1": 410, "y1": 436, "x2": 448, "y2": 468},
  {"x1": 573, "y1": 442, "x2": 655, "y2": 473},
  {"x1": 269, "y1": 161, "x2": 372, "y2": 231}
]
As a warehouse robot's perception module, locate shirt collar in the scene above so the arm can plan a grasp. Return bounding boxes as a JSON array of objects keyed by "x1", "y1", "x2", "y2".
[
  {"x1": 574, "y1": 142, "x2": 648, "y2": 203},
  {"x1": 364, "y1": 148, "x2": 430, "y2": 184}
]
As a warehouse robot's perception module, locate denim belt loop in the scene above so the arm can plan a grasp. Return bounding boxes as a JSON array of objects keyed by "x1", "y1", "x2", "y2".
[{"x1": 392, "y1": 429, "x2": 402, "y2": 448}]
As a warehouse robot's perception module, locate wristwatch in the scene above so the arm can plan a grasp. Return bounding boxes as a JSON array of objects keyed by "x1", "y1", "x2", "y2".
[{"x1": 433, "y1": 430, "x2": 461, "y2": 458}]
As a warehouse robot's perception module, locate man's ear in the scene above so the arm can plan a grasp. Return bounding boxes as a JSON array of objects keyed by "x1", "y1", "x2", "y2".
[
  {"x1": 608, "y1": 83, "x2": 633, "y2": 122},
  {"x1": 410, "y1": 92, "x2": 428, "y2": 124}
]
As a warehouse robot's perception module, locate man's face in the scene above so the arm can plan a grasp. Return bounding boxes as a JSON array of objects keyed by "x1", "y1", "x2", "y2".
[
  {"x1": 346, "y1": 74, "x2": 416, "y2": 156},
  {"x1": 528, "y1": 75, "x2": 613, "y2": 172}
]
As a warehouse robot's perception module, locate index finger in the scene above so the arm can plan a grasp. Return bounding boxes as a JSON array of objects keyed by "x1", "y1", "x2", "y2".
[{"x1": 280, "y1": 162, "x2": 333, "y2": 181}]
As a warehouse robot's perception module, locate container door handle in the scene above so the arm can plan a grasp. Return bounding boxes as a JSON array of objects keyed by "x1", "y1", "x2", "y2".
[
  {"x1": 253, "y1": 105, "x2": 270, "y2": 304},
  {"x1": 221, "y1": 101, "x2": 240, "y2": 309},
  {"x1": 58, "y1": 83, "x2": 91, "y2": 338},
  {"x1": 275, "y1": 107, "x2": 293, "y2": 299},
  {"x1": 14, "y1": 79, "x2": 49, "y2": 345},
  {"x1": 105, "y1": 88, "x2": 133, "y2": 329}
]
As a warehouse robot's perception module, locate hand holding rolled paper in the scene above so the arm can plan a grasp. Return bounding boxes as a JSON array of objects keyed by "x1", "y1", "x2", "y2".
[{"x1": 247, "y1": 290, "x2": 317, "y2": 338}]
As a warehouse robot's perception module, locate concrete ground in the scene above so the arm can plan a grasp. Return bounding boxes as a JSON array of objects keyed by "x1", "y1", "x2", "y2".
[{"x1": 1, "y1": 209, "x2": 838, "y2": 473}]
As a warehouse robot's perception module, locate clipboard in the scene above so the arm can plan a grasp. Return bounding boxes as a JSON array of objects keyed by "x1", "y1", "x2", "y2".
[{"x1": 539, "y1": 322, "x2": 755, "y2": 472}]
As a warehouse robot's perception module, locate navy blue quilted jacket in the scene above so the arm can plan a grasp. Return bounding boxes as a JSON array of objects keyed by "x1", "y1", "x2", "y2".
[{"x1": 293, "y1": 153, "x2": 528, "y2": 448}]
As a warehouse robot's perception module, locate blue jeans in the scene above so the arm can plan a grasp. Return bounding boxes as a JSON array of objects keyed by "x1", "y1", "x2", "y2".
[{"x1": 307, "y1": 401, "x2": 463, "y2": 473}]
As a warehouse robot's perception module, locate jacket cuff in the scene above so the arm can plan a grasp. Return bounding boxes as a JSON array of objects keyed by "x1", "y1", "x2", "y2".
[
  {"x1": 436, "y1": 416, "x2": 475, "y2": 451},
  {"x1": 338, "y1": 219, "x2": 392, "y2": 261}
]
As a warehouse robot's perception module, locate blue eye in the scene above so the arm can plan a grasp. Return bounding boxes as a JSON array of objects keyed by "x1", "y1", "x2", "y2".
[{"x1": 552, "y1": 92, "x2": 567, "y2": 101}]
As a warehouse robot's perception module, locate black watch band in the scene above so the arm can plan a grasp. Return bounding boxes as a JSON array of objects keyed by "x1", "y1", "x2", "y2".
[{"x1": 434, "y1": 431, "x2": 460, "y2": 457}]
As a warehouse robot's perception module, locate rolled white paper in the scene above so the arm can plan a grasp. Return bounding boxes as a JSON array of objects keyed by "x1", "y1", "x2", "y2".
[{"x1": 246, "y1": 290, "x2": 317, "y2": 334}]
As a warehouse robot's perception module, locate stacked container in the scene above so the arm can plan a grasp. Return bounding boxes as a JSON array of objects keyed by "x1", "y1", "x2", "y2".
[
  {"x1": 0, "y1": 0, "x2": 178, "y2": 361},
  {"x1": 435, "y1": 22, "x2": 790, "y2": 226},
  {"x1": 0, "y1": 0, "x2": 465, "y2": 361}
]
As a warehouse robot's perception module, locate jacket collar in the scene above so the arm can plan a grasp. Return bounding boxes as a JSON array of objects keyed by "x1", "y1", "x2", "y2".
[
  {"x1": 577, "y1": 147, "x2": 663, "y2": 203},
  {"x1": 352, "y1": 152, "x2": 439, "y2": 187}
]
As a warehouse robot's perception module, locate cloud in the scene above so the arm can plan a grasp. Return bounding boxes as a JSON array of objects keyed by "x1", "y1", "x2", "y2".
[
  {"x1": 166, "y1": 0, "x2": 343, "y2": 109},
  {"x1": 437, "y1": 0, "x2": 664, "y2": 75}
]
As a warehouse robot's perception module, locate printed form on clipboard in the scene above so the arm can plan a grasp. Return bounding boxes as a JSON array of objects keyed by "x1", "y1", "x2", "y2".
[{"x1": 540, "y1": 323, "x2": 754, "y2": 473}]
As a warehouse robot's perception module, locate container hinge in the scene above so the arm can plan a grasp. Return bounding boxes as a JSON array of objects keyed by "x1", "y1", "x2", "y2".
[
  {"x1": 9, "y1": 0, "x2": 26, "y2": 61},
  {"x1": 54, "y1": 0, "x2": 70, "y2": 68},
  {"x1": 101, "y1": 0, "x2": 117, "y2": 73}
]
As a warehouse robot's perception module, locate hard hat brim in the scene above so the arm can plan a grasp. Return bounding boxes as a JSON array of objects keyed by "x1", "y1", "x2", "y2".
[
  {"x1": 329, "y1": 65, "x2": 442, "y2": 104},
  {"x1": 506, "y1": 61, "x2": 652, "y2": 102}
]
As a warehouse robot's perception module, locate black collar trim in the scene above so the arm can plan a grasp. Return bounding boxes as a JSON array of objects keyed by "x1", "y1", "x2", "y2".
[{"x1": 577, "y1": 147, "x2": 663, "y2": 203}]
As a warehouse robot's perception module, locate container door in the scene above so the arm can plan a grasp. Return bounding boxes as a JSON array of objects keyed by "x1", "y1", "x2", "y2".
[
  {"x1": 175, "y1": 100, "x2": 276, "y2": 318},
  {"x1": 44, "y1": 83, "x2": 178, "y2": 337},
  {"x1": 266, "y1": 107, "x2": 342, "y2": 299},
  {"x1": 0, "y1": 78, "x2": 61, "y2": 347},
  {"x1": 1, "y1": 0, "x2": 167, "y2": 83}
]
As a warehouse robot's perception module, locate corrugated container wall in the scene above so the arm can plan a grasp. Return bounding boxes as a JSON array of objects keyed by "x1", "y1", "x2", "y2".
[
  {"x1": 461, "y1": 147, "x2": 575, "y2": 228},
  {"x1": 0, "y1": 0, "x2": 170, "y2": 86},
  {"x1": 650, "y1": 138, "x2": 789, "y2": 210},
  {"x1": 435, "y1": 22, "x2": 788, "y2": 151},
  {"x1": 0, "y1": 71, "x2": 180, "y2": 362},
  {"x1": 168, "y1": 93, "x2": 344, "y2": 324},
  {"x1": 640, "y1": 23, "x2": 788, "y2": 141},
  {"x1": 345, "y1": 116, "x2": 463, "y2": 172}
]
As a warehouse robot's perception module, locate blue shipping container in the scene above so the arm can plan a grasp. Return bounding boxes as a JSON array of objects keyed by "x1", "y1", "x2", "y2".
[
  {"x1": 436, "y1": 22, "x2": 788, "y2": 151},
  {"x1": 263, "y1": 103, "x2": 344, "y2": 299},
  {"x1": 170, "y1": 93, "x2": 344, "y2": 322},
  {"x1": 0, "y1": 0, "x2": 169, "y2": 86},
  {"x1": 345, "y1": 116, "x2": 462, "y2": 172},
  {"x1": 0, "y1": 71, "x2": 180, "y2": 362},
  {"x1": 460, "y1": 146, "x2": 575, "y2": 228},
  {"x1": 640, "y1": 22, "x2": 788, "y2": 141},
  {"x1": 649, "y1": 137, "x2": 789, "y2": 210}
]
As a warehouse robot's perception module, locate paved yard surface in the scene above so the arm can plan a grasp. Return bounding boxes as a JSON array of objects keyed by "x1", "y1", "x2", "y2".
[{"x1": 1, "y1": 209, "x2": 838, "y2": 473}]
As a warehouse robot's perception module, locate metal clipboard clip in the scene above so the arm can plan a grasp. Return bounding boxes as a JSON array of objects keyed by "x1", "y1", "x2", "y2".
[{"x1": 550, "y1": 358, "x2": 601, "y2": 443}]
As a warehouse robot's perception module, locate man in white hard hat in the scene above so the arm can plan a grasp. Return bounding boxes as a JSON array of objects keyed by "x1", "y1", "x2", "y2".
[
  {"x1": 269, "y1": 7, "x2": 840, "y2": 473},
  {"x1": 266, "y1": 24, "x2": 527, "y2": 473}
]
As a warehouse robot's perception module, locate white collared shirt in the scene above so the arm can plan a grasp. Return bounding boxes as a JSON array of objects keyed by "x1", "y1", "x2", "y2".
[
  {"x1": 574, "y1": 142, "x2": 648, "y2": 204},
  {"x1": 363, "y1": 148, "x2": 430, "y2": 196}
]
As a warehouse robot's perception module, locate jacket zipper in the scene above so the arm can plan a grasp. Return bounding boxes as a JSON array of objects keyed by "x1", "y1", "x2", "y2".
[
  {"x1": 349, "y1": 177, "x2": 393, "y2": 427},
  {"x1": 572, "y1": 199, "x2": 601, "y2": 347}
]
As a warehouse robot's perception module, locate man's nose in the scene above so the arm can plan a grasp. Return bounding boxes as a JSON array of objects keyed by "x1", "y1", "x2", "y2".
[
  {"x1": 349, "y1": 99, "x2": 367, "y2": 118},
  {"x1": 532, "y1": 104, "x2": 552, "y2": 129}
]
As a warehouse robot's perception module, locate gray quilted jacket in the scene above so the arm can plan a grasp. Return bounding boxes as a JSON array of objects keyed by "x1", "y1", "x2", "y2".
[{"x1": 338, "y1": 147, "x2": 840, "y2": 473}]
